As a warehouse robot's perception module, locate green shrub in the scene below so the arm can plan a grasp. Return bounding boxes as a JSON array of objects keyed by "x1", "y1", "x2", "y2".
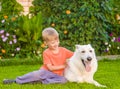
[
  {"x1": 0, "y1": 0, "x2": 23, "y2": 15},
  {"x1": 0, "y1": 0, "x2": 23, "y2": 59},
  {"x1": 30, "y1": 0, "x2": 115, "y2": 55},
  {"x1": 102, "y1": 0, "x2": 120, "y2": 55},
  {"x1": 0, "y1": 0, "x2": 44, "y2": 58},
  {"x1": 0, "y1": 0, "x2": 120, "y2": 59},
  {"x1": 15, "y1": 12, "x2": 43, "y2": 58},
  {"x1": 0, "y1": 12, "x2": 43, "y2": 58},
  {"x1": 0, "y1": 57, "x2": 42, "y2": 66}
]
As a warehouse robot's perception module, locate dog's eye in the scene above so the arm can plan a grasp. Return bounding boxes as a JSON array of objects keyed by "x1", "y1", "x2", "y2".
[
  {"x1": 81, "y1": 51, "x2": 85, "y2": 53},
  {"x1": 89, "y1": 50, "x2": 92, "y2": 52}
]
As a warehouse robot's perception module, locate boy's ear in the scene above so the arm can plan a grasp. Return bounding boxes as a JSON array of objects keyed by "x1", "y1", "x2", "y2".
[{"x1": 44, "y1": 41, "x2": 47, "y2": 46}]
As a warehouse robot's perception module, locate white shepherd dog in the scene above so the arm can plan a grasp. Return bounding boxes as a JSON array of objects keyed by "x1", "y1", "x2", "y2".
[{"x1": 64, "y1": 44, "x2": 106, "y2": 87}]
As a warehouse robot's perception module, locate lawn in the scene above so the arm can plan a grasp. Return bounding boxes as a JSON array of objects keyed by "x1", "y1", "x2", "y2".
[{"x1": 0, "y1": 59, "x2": 120, "y2": 89}]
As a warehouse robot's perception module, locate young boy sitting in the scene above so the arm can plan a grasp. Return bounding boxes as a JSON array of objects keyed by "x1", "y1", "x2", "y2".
[{"x1": 3, "y1": 27, "x2": 73, "y2": 84}]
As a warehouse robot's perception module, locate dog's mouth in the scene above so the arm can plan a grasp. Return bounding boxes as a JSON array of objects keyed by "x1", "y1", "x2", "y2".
[{"x1": 82, "y1": 59, "x2": 91, "y2": 72}]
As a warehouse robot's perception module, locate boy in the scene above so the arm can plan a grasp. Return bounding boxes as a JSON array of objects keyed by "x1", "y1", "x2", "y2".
[{"x1": 3, "y1": 27, "x2": 73, "y2": 84}]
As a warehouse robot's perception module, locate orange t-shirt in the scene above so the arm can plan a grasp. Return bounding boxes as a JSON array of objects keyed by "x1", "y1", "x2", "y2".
[{"x1": 41, "y1": 47, "x2": 73, "y2": 76}]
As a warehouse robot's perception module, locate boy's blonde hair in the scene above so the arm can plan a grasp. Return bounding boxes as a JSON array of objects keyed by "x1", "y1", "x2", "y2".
[{"x1": 42, "y1": 27, "x2": 59, "y2": 41}]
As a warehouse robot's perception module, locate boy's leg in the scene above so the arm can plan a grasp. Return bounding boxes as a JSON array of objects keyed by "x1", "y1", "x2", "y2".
[
  {"x1": 40, "y1": 69, "x2": 67, "y2": 84},
  {"x1": 3, "y1": 69, "x2": 44, "y2": 84},
  {"x1": 42, "y1": 74, "x2": 67, "y2": 84},
  {"x1": 15, "y1": 70, "x2": 43, "y2": 84},
  {"x1": 3, "y1": 69, "x2": 67, "y2": 84}
]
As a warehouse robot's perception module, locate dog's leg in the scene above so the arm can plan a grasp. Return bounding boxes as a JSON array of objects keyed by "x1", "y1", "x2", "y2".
[
  {"x1": 87, "y1": 80, "x2": 106, "y2": 87},
  {"x1": 66, "y1": 61, "x2": 84, "y2": 82},
  {"x1": 77, "y1": 76, "x2": 84, "y2": 83}
]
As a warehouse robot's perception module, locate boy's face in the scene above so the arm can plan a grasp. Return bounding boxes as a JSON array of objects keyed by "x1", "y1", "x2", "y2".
[{"x1": 45, "y1": 36, "x2": 59, "y2": 50}]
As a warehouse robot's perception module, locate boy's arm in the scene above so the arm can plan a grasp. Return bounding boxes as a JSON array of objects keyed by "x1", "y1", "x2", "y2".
[{"x1": 46, "y1": 63, "x2": 67, "y2": 71}]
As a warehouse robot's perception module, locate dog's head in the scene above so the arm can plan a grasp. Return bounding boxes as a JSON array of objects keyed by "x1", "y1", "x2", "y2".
[{"x1": 75, "y1": 44, "x2": 96, "y2": 72}]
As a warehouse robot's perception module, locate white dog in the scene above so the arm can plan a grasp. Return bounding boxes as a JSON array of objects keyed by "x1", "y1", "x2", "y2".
[{"x1": 64, "y1": 44, "x2": 106, "y2": 87}]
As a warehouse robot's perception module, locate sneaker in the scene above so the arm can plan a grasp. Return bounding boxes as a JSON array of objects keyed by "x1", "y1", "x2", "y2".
[{"x1": 3, "y1": 79, "x2": 16, "y2": 84}]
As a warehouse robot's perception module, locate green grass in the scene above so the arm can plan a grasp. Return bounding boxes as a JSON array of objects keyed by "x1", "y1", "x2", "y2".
[{"x1": 0, "y1": 59, "x2": 120, "y2": 89}]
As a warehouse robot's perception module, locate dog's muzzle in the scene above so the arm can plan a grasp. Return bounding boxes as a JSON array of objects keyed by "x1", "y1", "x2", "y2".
[{"x1": 82, "y1": 57, "x2": 92, "y2": 72}]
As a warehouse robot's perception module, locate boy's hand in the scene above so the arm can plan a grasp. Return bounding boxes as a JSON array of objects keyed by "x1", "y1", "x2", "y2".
[
  {"x1": 46, "y1": 63, "x2": 68, "y2": 71},
  {"x1": 63, "y1": 62, "x2": 68, "y2": 68}
]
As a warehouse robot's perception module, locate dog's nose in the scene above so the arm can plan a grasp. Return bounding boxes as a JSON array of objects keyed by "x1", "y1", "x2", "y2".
[{"x1": 87, "y1": 57, "x2": 92, "y2": 61}]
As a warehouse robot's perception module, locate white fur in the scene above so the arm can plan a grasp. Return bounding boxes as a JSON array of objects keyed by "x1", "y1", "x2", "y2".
[{"x1": 64, "y1": 44, "x2": 106, "y2": 87}]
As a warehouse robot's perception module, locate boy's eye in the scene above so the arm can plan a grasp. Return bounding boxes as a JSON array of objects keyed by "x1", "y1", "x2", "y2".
[{"x1": 55, "y1": 38, "x2": 58, "y2": 40}]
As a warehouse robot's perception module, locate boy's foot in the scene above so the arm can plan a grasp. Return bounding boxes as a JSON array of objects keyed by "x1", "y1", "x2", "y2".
[{"x1": 3, "y1": 79, "x2": 16, "y2": 84}]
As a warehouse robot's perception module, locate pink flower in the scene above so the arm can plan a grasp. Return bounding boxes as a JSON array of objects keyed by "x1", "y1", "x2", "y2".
[
  {"x1": 9, "y1": 41, "x2": 13, "y2": 44},
  {"x1": 1, "y1": 35, "x2": 5, "y2": 38},
  {"x1": 13, "y1": 39, "x2": 17, "y2": 43},
  {"x1": 109, "y1": 33, "x2": 113, "y2": 36},
  {"x1": 118, "y1": 37, "x2": 120, "y2": 42},
  {"x1": 0, "y1": 30, "x2": 5, "y2": 34},
  {"x1": 2, "y1": 37, "x2": 8, "y2": 42},
  {"x1": 16, "y1": 47, "x2": 20, "y2": 51},
  {"x1": 12, "y1": 35, "x2": 16, "y2": 38},
  {"x1": 115, "y1": 37, "x2": 120, "y2": 42},
  {"x1": 1, "y1": 20, "x2": 5, "y2": 23},
  {"x1": 6, "y1": 33, "x2": 10, "y2": 36}
]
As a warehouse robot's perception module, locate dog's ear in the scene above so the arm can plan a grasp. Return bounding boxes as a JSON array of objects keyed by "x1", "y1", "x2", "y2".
[
  {"x1": 88, "y1": 44, "x2": 92, "y2": 47},
  {"x1": 88, "y1": 44, "x2": 94, "y2": 50},
  {"x1": 75, "y1": 45, "x2": 80, "y2": 49}
]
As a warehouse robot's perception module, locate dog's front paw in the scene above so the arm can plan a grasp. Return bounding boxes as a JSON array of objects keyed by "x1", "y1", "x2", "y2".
[
  {"x1": 99, "y1": 85, "x2": 107, "y2": 88},
  {"x1": 92, "y1": 80, "x2": 107, "y2": 87},
  {"x1": 95, "y1": 83, "x2": 107, "y2": 88}
]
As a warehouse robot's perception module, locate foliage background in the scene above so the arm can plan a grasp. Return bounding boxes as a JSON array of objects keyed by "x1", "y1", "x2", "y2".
[
  {"x1": 0, "y1": 0, "x2": 120, "y2": 59},
  {"x1": 0, "y1": 0, "x2": 23, "y2": 16},
  {"x1": 30, "y1": 0, "x2": 117, "y2": 55},
  {"x1": 0, "y1": 0, "x2": 43, "y2": 58}
]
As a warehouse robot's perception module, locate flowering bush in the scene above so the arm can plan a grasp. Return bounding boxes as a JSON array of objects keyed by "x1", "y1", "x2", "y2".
[
  {"x1": 0, "y1": 30, "x2": 20, "y2": 58},
  {"x1": 103, "y1": 33, "x2": 120, "y2": 55},
  {"x1": 0, "y1": 14, "x2": 21, "y2": 59},
  {"x1": 0, "y1": 12, "x2": 43, "y2": 59},
  {"x1": 103, "y1": 13, "x2": 120, "y2": 55},
  {"x1": 0, "y1": 0, "x2": 120, "y2": 59}
]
